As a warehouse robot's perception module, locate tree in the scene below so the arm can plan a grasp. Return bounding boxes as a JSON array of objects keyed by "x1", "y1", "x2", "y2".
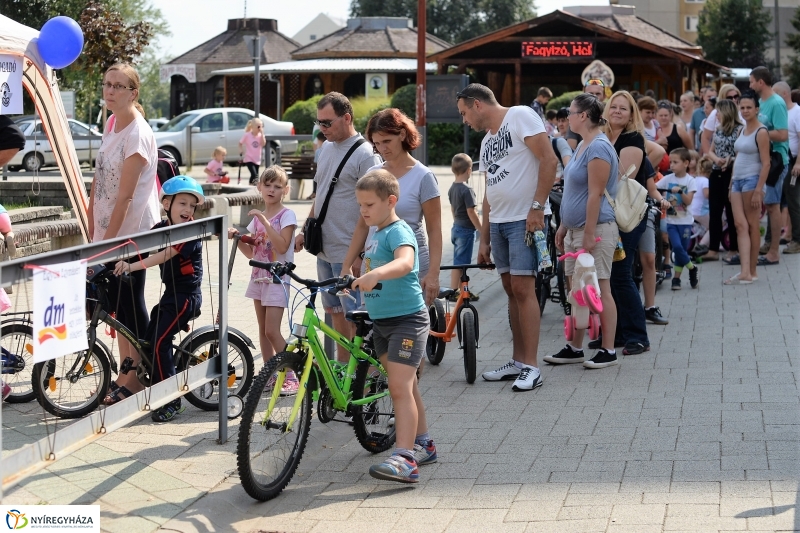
[
  {"x1": 349, "y1": 0, "x2": 536, "y2": 44},
  {"x1": 784, "y1": 7, "x2": 800, "y2": 87},
  {"x1": 696, "y1": 0, "x2": 772, "y2": 67}
]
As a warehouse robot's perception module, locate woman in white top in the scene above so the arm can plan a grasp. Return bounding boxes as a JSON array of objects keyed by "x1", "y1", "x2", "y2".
[
  {"x1": 88, "y1": 63, "x2": 160, "y2": 403},
  {"x1": 342, "y1": 108, "x2": 442, "y2": 305},
  {"x1": 725, "y1": 91, "x2": 771, "y2": 285}
]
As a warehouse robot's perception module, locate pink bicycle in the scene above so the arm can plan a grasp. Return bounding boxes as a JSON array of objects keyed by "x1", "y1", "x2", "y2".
[{"x1": 558, "y1": 239, "x2": 603, "y2": 342}]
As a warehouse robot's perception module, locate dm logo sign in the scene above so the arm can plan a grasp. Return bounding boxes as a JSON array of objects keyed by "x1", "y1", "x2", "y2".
[
  {"x1": 5, "y1": 509, "x2": 27, "y2": 529},
  {"x1": 33, "y1": 260, "x2": 87, "y2": 363}
]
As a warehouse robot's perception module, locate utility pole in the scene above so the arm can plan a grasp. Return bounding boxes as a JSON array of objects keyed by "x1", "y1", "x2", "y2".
[
  {"x1": 243, "y1": 33, "x2": 263, "y2": 118},
  {"x1": 415, "y1": 0, "x2": 427, "y2": 164},
  {"x1": 775, "y1": 0, "x2": 782, "y2": 79}
]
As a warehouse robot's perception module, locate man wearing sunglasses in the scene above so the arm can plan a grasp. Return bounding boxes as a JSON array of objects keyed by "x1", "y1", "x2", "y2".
[
  {"x1": 456, "y1": 83, "x2": 558, "y2": 392},
  {"x1": 295, "y1": 92, "x2": 380, "y2": 361}
]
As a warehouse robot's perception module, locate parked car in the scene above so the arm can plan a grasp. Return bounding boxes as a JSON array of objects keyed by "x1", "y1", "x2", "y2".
[
  {"x1": 153, "y1": 108, "x2": 296, "y2": 166},
  {"x1": 6, "y1": 118, "x2": 103, "y2": 172},
  {"x1": 148, "y1": 118, "x2": 168, "y2": 131}
]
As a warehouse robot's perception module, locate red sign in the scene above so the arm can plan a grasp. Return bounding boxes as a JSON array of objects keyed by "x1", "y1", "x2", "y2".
[{"x1": 521, "y1": 41, "x2": 595, "y2": 59}]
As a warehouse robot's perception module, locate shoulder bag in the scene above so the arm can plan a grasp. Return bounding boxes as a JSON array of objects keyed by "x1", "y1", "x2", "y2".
[
  {"x1": 754, "y1": 127, "x2": 784, "y2": 187},
  {"x1": 598, "y1": 136, "x2": 648, "y2": 233},
  {"x1": 302, "y1": 137, "x2": 366, "y2": 255}
]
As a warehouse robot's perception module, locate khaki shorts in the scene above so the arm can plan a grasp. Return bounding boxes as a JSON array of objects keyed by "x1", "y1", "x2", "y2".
[{"x1": 563, "y1": 222, "x2": 619, "y2": 280}]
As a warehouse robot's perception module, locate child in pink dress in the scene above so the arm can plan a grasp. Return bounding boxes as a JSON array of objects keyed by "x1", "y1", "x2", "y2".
[
  {"x1": 228, "y1": 166, "x2": 298, "y2": 393},
  {"x1": 238, "y1": 118, "x2": 266, "y2": 186}
]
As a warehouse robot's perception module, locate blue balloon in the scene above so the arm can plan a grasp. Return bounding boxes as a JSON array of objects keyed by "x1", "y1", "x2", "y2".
[{"x1": 38, "y1": 16, "x2": 84, "y2": 70}]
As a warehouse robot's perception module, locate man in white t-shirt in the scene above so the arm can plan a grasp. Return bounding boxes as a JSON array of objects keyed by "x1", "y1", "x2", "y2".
[{"x1": 456, "y1": 83, "x2": 558, "y2": 392}]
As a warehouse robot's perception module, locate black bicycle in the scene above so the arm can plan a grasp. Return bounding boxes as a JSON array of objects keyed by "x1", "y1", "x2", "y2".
[{"x1": 31, "y1": 244, "x2": 256, "y2": 419}]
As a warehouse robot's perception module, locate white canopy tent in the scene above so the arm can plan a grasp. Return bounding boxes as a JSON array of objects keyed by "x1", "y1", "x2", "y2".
[{"x1": 0, "y1": 14, "x2": 89, "y2": 241}]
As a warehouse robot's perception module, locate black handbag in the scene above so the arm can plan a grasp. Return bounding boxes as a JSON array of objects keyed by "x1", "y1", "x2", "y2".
[
  {"x1": 755, "y1": 127, "x2": 785, "y2": 187},
  {"x1": 303, "y1": 137, "x2": 366, "y2": 255}
]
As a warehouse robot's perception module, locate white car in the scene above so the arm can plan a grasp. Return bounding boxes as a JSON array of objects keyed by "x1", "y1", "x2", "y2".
[
  {"x1": 7, "y1": 118, "x2": 103, "y2": 172},
  {"x1": 153, "y1": 108, "x2": 297, "y2": 166},
  {"x1": 148, "y1": 118, "x2": 168, "y2": 131}
]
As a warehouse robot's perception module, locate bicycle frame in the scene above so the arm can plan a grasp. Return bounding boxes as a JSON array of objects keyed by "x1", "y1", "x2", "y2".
[
  {"x1": 430, "y1": 277, "x2": 473, "y2": 343},
  {"x1": 262, "y1": 293, "x2": 388, "y2": 433}
]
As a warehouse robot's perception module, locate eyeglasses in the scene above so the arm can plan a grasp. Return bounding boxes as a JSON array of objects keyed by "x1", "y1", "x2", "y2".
[
  {"x1": 585, "y1": 79, "x2": 605, "y2": 87},
  {"x1": 314, "y1": 115, "x2": 344, "y2": 128},
  {"x1": 102, "y1": 82, "x2": 135, "y2": 91}
]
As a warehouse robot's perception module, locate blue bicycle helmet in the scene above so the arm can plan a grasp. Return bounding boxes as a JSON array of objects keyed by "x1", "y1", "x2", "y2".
[{"x1": 160, "y1": 175, "x2": 205, "y2": 205}]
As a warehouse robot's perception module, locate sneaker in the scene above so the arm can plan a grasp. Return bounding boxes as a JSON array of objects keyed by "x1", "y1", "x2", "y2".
[
  {"x1": 481, "y1": 361, "x2": 521, "y2": 381},
  {"x1": 588, "y1": 337, "x2": 624, "y2": 350},
  {"x1": 512, "y1": 366, "x2": 543, "y2": 392},
  {"x1": 671, "y1": 278, "x2": 681, "y2": 290},
  {"x1": 2, "y1": 380, "x2": 11, "y2": 401},
  {"x1": 413, "y1": 441, "x2": 438, "y2": 465},
  {"x1": 583, "y1": 349, "x2": 618, "y2": 369},
  {"x1": 151, "y1": 399, "x2": 185, "y2": 422},
  {"x1": 369, "y1": 454, "x2": 419, "y2": 483},
  {"x1": 783, "y1": 241, "x2": 800, "y2": 254},
  {"x1": 645, "y1": 306, "x2": 669, "y2": 325},
  {"x1": 759, "y1": 242, "x2": 771, "y2": 255},
  {"x1": 622, "y1": 342, "x2": 649, "y2": 356},
  {"x1": 663, "y1": 265, "x2": 673, "y2": 280},
  {"x1": 280, "y1": 371, "x2": 299, "y2": 396},
  {"x1": 543, "y1": 345, "x2": 584, "y2": 365},
  {"x1": 688, "y1": 266, "x2": 699, "y2": 289}
]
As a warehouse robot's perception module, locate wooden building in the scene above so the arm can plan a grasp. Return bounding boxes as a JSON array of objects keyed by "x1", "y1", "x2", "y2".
[{"x1": 428, "y1": 6, "x2": 727, "y2": 106}]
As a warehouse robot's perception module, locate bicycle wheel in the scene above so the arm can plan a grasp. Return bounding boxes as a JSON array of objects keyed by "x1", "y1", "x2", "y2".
[
  {"x1": 236, "y1": 350, "x2": 311, "y2": 502},
  {"x1": 177, "y1": 331, "x2": 255, "y2": 411},
  {"x1": 352, "y1": 359, "x2": 396, "y2": 453},
  {"x1": 461, "y1": 308, "x2": 477, "y2": 384},
  {"x1": 1, "y1": 321, "x2": 35, "y2": 403},
  {"x1": 457, "y1": 305, "x2": 480, "y2": 345},
  {"x1": 425, "y1": 299, "x2": 446, "y2": 365},
  {"x1": 31, "y1": 344, "x2": 111, "y2": 418}
]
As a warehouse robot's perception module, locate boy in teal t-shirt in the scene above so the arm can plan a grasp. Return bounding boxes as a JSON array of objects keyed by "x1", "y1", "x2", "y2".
[{"x1": 352, "y1": 169, "x2": 435, "y2": 484}]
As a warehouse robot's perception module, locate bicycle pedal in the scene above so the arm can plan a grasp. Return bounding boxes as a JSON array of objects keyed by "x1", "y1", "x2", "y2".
[{"x1": 120, "y1": 356, "x2": 135, "y2": 374}]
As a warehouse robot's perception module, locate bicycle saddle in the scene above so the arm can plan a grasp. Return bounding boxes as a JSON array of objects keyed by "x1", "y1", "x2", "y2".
[
  {"x1": 345, "y1": 310, "x2": 370, "y2": 322},
  {"x1": 437, "y1": 288, "x2": 457, "y2": 300}
]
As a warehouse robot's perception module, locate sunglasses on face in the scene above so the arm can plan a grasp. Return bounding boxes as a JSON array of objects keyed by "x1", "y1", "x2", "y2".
[
  {"x1": 585, "y1": 79, "x2": 605, "y2": 87},
  {"x1": 314, "y1": 115, "x2": 344, "y2": 128},
  {"x1": 726, "y1": 94, "x2": 740, "y2": 100}
]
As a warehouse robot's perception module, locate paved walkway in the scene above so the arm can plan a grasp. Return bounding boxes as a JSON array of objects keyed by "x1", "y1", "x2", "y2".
[{"x1": 3, "y1": 166, "x2": 799, "y2": 533}]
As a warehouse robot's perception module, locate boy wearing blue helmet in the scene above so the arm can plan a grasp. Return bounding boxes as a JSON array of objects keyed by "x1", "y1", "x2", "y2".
[{"x1": 114, "y1": 176, "x2": 204, "y2": 422}]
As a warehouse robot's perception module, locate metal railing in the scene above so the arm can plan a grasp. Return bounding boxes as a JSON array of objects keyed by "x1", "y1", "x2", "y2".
[{"x1": 0, "y1": 216, "x2": 229, "y2": 494}]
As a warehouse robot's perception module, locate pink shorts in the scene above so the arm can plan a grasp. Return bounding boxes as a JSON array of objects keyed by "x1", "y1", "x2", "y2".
[{"x1": 245, "y1": 278, "x2": 289, "y2": 308}]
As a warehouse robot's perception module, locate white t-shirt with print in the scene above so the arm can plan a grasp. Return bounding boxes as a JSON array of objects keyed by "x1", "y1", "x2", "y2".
[
  {"x1": 659, "y1": 173, "x2": 697, "y2": 226},
  {"x1": 689, "y1": 175, "x2": 709, "y2": 218},
  {"x1": 93, "y1": 113, "x2": 159, "y2": 242},
  {"x1": 787, "y1": 103, "x2": 800, "y2": 157},
  {"x1": 479, "y1": 106, "x2": 547, "y2": 223}
]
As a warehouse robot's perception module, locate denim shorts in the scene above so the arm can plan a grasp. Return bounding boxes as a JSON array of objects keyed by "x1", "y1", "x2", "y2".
[
  {"x1": 451, "y1": 225, "x2": 477, "y2": 266},
  {"x1": 764, "y1": 166, "x2": 788, "y2": 205},
  {"x1": 490, "y1": 219, "x2": 538, "y2": 276},
  {"x1": 317, "y1": 258, "x2": 361, "y2": 314},
  {"x1": 731, "y1": 175, "x2": 761, "y2": 194}
]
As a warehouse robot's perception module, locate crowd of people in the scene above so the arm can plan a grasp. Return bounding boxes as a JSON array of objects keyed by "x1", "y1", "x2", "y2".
[{"x1": 3, "y1": 61, "x2": 797, "y2": 486}]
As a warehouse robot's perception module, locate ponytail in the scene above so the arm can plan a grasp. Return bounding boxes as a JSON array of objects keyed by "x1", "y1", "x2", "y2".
[{"x1": 134, "y1": 102, "x2": 145, "y2": 119}]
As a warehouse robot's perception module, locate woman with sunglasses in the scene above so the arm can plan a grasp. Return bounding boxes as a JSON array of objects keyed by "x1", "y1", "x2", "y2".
[
  {"x1": 703, "y1": 97, "x2": 743, "y2": 261},
  {"x1": 656, "y1": 99, "x2": 694, "y2": 155}
]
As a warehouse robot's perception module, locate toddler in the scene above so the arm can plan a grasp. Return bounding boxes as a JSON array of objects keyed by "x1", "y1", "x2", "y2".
[
  {"x1": 659, "y1": 148, "x2": 699, "y2": 290},
  {"x1": 239, "y1": 118, "x2": 267, "y2": 185},
  {"x1": 447, "y1": 153, "x2": 482, "y2": 299},
  {"x1": 204, "y1": 146, "x2": 229, "y2": 183}
]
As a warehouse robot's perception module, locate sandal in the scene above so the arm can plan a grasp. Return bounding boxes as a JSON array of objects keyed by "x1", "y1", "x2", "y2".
[
  {"x1": 723, "y1": 254, "x2": 740, "y2": 265},
  {"x1": 723, "y1": 273, "x2": 753, "y2": 285},
  {"x1": 103, "y1": 385, "x2": 135, "y2": 405},
  {"x1": 757, "y1": 256, "x2": 779, "y2": 266}
]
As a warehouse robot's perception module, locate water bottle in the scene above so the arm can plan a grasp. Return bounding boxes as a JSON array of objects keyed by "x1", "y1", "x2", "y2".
[
  {"x1": 533, "y1": 230, "x2": 552, "y2": 271},
  {"x1": 613, "y1": 236, "x2": 626, "y2": 262}
]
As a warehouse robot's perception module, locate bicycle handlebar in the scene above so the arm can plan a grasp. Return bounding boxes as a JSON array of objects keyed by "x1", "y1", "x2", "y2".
[
  {"x1": 557, "y1": 237, "x2": 602, "y2": 260},
  {"x1": 439, "y1": 263, "x2": 495, "y2": 271},
  {"x1": 248, "y1": 260, "x2": 381, "y2": 291},
  {"x1": 239, "y1": 234, "x2": 257, "y2": 246}
]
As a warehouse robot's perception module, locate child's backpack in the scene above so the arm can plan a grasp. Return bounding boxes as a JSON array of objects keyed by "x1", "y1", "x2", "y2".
[{"x1": 156, "y1": 149, "x2": 179, "y2": 190}]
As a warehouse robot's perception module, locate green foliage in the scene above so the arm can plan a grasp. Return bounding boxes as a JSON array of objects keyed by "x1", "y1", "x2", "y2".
[
  {"x1": 391, "y1": 84, "x2": 417, "y2": 119},
  {"x1": 785, "y1": 8, "x2": 800, "y2": 87},
  {"x1": 283, "y1": 95, "x2": 325, "y2": 134},
  {"x1": 349, "y1": 0, "x2": 535, "y2": 44},
  {"x1": 427, "y1": 123, "x2": 483, "y2": 165},
  {"x1": 696, "y1": 0, "x2": 772, "y2": 67},
  {"x1": 546, "y1": 91, "x2": 582, "y2": 111},
  {"x1": 352, "y1": 96, "x2": 392, "y2": 133}
]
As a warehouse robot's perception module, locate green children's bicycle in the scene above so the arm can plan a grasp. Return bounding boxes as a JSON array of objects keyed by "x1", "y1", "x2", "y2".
[{"x1": 236, "y1": 260, "x2": 395, "y2": 502}]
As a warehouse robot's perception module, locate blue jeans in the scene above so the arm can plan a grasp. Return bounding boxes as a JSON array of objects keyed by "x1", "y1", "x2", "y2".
[
  {"x1": 667, "y1": 224, "x2": 692, "y2": 267},
  {"x1": 451, "y1": 225, "x2": 477, "y2": 265},
  {"x1": 610, "y1": 215, "x2": 649, "y2": 346}
]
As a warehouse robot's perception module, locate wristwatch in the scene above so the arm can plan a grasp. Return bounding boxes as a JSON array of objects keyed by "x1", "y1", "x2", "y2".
[{"x1": 531, "y1": 200, "x2": 545, "y2": 211}]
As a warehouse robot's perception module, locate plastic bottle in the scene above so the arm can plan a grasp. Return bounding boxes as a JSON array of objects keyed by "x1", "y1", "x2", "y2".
[
  {"x1": 613, "y1": 236, "x2": 626, "y2": 262},
  {"x1": 533, "y1": 230, "x2": 552, "y2": 271}
]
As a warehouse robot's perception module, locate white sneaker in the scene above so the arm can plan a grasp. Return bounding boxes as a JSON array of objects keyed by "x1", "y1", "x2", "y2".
[
  {"x1": 511, "y1": 367, "x2": 543, "y2": 392},
  {"x1": 481, "y1": 361, "x2": 521, "y2": 381}
]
